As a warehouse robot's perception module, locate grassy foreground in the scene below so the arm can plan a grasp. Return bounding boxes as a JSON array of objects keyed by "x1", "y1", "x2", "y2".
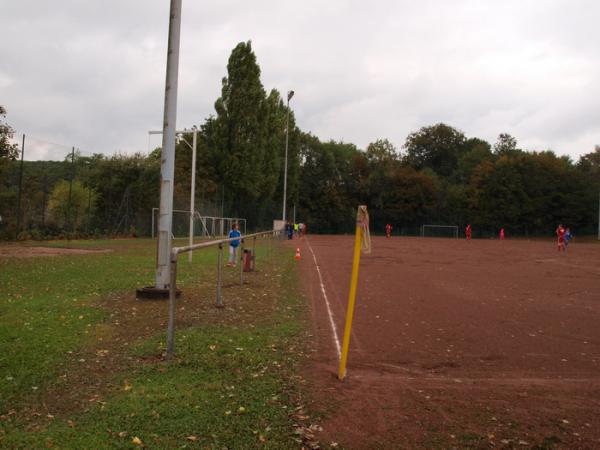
[{"x1": 0, "y1": 238, "x2": 309, "y2": 449}]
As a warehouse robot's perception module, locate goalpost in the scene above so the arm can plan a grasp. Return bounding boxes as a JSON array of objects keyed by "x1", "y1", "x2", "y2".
[
  {"x1": 151, "y1": 208, "x2": 247, "y2": 239},
  {"x1": 421, "y1": 224, "x2": 459, "y2": 238}
]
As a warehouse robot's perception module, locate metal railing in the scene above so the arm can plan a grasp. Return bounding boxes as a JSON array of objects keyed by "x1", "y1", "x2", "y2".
[{"x1": 166, "y1": 229, "x2": 281, "y2": 359}]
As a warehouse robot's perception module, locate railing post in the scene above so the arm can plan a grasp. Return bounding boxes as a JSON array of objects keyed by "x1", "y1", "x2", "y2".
[
  {"x1": 166, "y1": 252, "x2": 178, "y2": 360},
  {"x1": 216, "y1": 243, "x2": 223, "y2": 308}
]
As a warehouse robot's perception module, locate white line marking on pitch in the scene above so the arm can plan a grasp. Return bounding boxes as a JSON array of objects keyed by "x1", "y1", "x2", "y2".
[{"x1": 306, "y1": 238, "x2": 342, "y2": 361}]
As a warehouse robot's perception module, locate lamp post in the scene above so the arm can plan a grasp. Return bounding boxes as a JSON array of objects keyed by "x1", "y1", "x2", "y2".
[{"x1": 282, "y1": 90, "x2": 294, "y2": 222}]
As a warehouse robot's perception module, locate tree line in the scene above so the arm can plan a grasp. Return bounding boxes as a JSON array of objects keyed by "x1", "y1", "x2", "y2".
[{"x1": 1, "y1": 41, "x2": 599, "y2": 239}]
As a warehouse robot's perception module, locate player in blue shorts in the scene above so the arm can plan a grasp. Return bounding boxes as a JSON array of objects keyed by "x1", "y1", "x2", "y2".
[{"x1": 564, "y1": 227, "x2": 572, "y2": 250}]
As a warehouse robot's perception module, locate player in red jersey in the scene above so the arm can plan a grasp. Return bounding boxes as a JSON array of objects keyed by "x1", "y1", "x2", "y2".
[
  {"x1": 499, "y1": 228, "x2": 505, "y2": 240},
  {"x1": 465, "y1": 224, "x2": 472, "y2": 240},
  {"x1": 385, "y1": 223, "x2": 392, "y2": 238},
  {"x1": 555, "y1": 224, "x2": 565, "y2": 251}
]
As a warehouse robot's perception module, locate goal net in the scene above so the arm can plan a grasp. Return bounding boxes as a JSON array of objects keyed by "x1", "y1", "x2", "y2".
[{"x1": 421, "y1": 224, "x2": 459, "y2": 238}]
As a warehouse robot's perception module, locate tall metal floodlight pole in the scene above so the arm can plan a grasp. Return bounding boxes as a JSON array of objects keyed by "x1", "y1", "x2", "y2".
[
  {"x1": 281, "y1": 90, "x2": 294, "y2": 222},
  {"x1": 155, "y1": 0, "x2": 182, "y2": 289},
  {"x1": 15, "y1": 134, "x2": 25, "y2": 239},
  {"x1": 188, "y1": 126, "x2": 198, "y2": 262}
]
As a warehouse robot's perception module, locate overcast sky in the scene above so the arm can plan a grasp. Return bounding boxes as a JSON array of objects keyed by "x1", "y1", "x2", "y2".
[{"x1": 2, "y1": 0, "x2": 599, "y2": 161}]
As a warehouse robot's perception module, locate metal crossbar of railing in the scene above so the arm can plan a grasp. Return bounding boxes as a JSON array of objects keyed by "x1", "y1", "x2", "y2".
[{"x1": 166, "y1": 229, "x2": 281, "y2": 359}]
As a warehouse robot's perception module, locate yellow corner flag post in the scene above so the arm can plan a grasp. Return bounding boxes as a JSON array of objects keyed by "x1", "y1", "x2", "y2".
[{"x1": 338, "y1": 205, "x2": 371, "y2": 380}]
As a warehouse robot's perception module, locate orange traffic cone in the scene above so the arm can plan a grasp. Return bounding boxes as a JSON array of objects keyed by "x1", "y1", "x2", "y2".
[{"x1": 295, "y1": 247, "x2": 301, "y2": 261}]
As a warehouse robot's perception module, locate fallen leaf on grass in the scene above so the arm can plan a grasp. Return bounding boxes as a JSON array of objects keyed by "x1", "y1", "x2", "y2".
[
  {"x1": 186, "y1": 436, "x2": 198, "y2": 441},
  {"x1": 132, "y1": 436, "x2": 143, "y2": 446}
]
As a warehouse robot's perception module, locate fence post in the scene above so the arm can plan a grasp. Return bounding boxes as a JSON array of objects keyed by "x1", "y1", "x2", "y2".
[
  {"x1": 166, "y1": 253, "x2": 178, "y2": 360},
  {"x1": 216, "y1": 243, "x2": 223, "y2": 307}
]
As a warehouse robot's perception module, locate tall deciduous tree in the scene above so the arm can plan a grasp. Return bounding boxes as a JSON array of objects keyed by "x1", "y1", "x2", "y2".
[
  {"x1": 366, "y1": 138, "x2": 400, "y2": 165},
  {"x1": 454, "y1": 137, "x2": 493, "y2": 184},
  {"x1": 403, "y1": 123, "x2": 467, "y2": 177},
  {"x1": 298, "y1": 136, "x2": 359, "y2": 233},
  {"x1": 0, "y1": 105, "x2": 19, "y2": 161},
  {"x1": 493, "y1": 133, "x2": 519, "y2": 156}
]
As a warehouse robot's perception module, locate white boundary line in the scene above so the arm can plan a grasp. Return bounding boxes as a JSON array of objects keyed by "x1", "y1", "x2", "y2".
[{"x1": 306, "y1": 238, "x2": 342, "y2": 360}]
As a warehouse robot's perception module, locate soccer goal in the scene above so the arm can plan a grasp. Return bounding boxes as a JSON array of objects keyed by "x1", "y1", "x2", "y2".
[
  {"x1": 421, "y1": 224, "x2": 459, "y2": 238},
  {"x1": 151, "y1": 208, "x2": 247, "y2": 239}
]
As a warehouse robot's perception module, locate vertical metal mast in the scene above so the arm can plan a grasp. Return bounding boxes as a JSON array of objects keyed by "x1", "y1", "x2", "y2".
[
  {"x1": 15, "y1": 134, "x2": 25, "y2": 239},
  {"x1": 282, "y1": 90, "x2": 294, "y2": 222},
  {"x1": 155, "y1": 0, "x2": 182, "y2": 288},
  {"x1": 188, "y1": 127, "x2": 197, "y2": 262}
]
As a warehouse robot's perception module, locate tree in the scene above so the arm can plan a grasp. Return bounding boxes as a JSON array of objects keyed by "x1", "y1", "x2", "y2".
[
  {"x1": 213, "y1": 42, "x2": 269, "y2": 209},
  {"x1": 0, "y1": 105, "x2": 19, "y2": 161},
  {"x1": 577, "y1": 145, "x2": 600, "y2": 174},
  {"x1": 47, "y1": 179, "x2": 96, "y2": 231},
  {"x1": 298, "y1": 136, "x2": 359, "y2": 233},
  {"x1": 454, "y1": 137, "x2": 493, "y2": 183},
  {"x1": 469, "y1": 150, "x2": 589, "y2": 234},
  {"x1": 368, "y1": 165, "x2": 438, "y2": 230},
  {"x1": 403, "y1": 123, "x2": 467, "y2": 177},
  {"x1": 207, "y1": 41, "x2": 302, "y2": 226},
  {"x1": 493, "y1": 133, "x2": 519, "y2": 156},
  {"x1": 365, "y1": 138, "x2": 400, "y2": 165}
]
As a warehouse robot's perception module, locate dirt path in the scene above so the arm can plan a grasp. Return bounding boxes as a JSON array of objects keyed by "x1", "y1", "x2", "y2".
[{"x1": 297, "y1": 236, "x2": 600, "y2": 449}]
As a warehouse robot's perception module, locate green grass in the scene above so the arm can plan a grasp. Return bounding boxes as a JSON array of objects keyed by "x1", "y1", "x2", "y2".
[
  {"x1": 0, "y1": 239, "x2": 214, "y2": 409},
  {"x1": 0, "y1": 238, "x2": 305, "y2": 449}
]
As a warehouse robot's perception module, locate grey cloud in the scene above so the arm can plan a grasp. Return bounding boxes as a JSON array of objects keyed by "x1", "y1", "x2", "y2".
[{"x1": 2, "y1": 0, "x2": 599, "y2": 160}]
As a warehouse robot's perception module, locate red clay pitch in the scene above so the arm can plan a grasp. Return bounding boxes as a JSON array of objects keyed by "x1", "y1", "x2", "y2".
[{"x1": 297, "y1": 235, "x2": 600, "y2": 449}]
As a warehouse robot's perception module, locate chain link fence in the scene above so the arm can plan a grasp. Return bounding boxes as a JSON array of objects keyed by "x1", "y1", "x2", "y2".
[{"x1": 0, "y1": 134, "x2": 229, "y2": 240}]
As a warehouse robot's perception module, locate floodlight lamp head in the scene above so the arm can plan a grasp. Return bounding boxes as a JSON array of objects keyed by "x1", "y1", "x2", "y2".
[{"x1": 287, "y1": 90, "x2": 294, "y2": 101}]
